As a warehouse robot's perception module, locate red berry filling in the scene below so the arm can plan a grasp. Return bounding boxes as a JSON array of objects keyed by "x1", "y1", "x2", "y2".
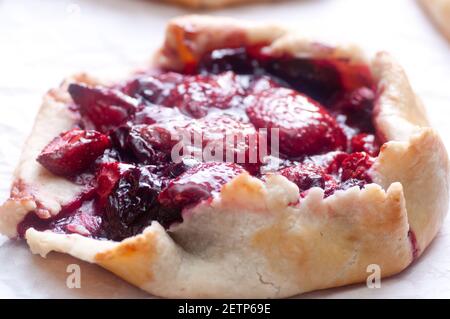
[{"x1": 21, "y1": 47, "x2": 381, "y2": 241}]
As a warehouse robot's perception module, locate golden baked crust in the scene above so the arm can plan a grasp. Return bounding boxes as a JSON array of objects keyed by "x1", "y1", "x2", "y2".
[
  {"x1": 1, "y1": 15, "x2": 448, "y2": 298},
  {"x1": 419, "y1": 0, "x2": 450, "y2": 41}
]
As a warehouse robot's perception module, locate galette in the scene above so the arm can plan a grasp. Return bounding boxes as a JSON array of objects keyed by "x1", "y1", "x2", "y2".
[{"x1": 0, "y1": 15, "x2": 448, "y2": 298}]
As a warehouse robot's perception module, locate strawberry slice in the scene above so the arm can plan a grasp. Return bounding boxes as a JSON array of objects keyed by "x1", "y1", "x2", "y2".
[
  {"x1": 246, "y1": 87, "x2": 347, "y2": 158},
  {"x1": 37, "y1": 129, "x2": 111, "y2": 176},
  {"x1": 68, "y1": 83, "x2": 138, "y2": 132},
  {"x1": 182, "y1": 114, "x2": 260, "y2": 167},
  {"x1": 174, "y1": 72, "x2": 247, "y2": 118},
  {"x1": 138, "y1": 114, "x2": 262, "y2": 174}
]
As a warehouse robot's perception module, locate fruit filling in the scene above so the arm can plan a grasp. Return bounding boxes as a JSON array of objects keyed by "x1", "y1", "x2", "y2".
[{"x1": 19, "y1": 47, "x2": 380, "y2": 240}]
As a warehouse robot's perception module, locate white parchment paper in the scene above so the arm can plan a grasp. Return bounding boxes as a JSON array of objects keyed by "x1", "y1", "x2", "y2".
[{"x1": 1, "y1": 0, "x2": 449, "y2": 298}]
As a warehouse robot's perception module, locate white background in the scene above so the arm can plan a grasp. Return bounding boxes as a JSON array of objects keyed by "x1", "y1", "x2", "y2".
[{"x1": 0, "y1": 0, "x2": 449, "y2": 298}]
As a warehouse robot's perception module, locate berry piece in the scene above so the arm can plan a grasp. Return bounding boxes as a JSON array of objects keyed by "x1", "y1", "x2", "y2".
[
  {"x1": 139, "y1": 114, "x2": 262, "y2": 174},
  {"x1": 126, "y1": 126, "x2": 168, "y2": 164},
  {"x1": 340, "y1": 152, "x2": 374, "y2": 182},
  {"x1": 350, "y1": 133, "x2": 380, "y2": 156},
  {"x1": 246, "y1": 88, "x2": 347, "y2": 158},
  {"x1": 182, "y1": 114, "x2": 259, "y2": 163},
  {"x1": 129, "y1": 72, "x2": 248, "y2": 119},
  {"x1": 198, "y1": 47, "x2": 259, "y2": 74},
  {"x1": 131, "y1": 124, "x2": 179, "y2": 158},
  {"x1": 37, "y1": 129, "x2": 111, "y2": 176},
  {"x1": 332, "y1": 87, "x2": 375, "y2": 112},
  {"x1": 306, "y1": 151, "x2": 349, "y2": 175},
  {"x1": 122, "y1": 72, "x2": 184, "y2": 105},
  {"x1": 331, "y1": 87, "x2": 376, "y2": 132},
  {"x1": 278, "y1": 163, "x2": 338, "y2": 196},
  {"x1": 279, "y1": 163, "x2": 326, "y2": 190},
  {"x1": 173, "y1": 72, "x2": 247, "y2": 118},
  {"x1": 158, "y1": 162, "x2": 245, "y2": 210},
  {"x1": 109, "y1": 125, "x2": 172, "y2": 165},
  {"x1": 68, "y1": 83, "x2": 138, "y2": 132},
  {"x1": 95, "y1": 162, "x2": 135, "y2": 204},
  {"x1": 103, "y1": 165, "x2": 180, "y2": 240},
  {"x1": 159, "y1": 157, "x2": 200, "y2": 181},
  {"x1": 263, "y1": 58, "x2": 343, "y2": 103}
]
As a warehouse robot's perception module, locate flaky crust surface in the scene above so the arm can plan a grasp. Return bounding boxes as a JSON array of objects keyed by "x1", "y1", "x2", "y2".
[
  {"x1": 419, "y1": 0, "x2": 450, "y2": 41},
  {"x1": 1, "y1": 15, "x2": 449, "y2": 298}
]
